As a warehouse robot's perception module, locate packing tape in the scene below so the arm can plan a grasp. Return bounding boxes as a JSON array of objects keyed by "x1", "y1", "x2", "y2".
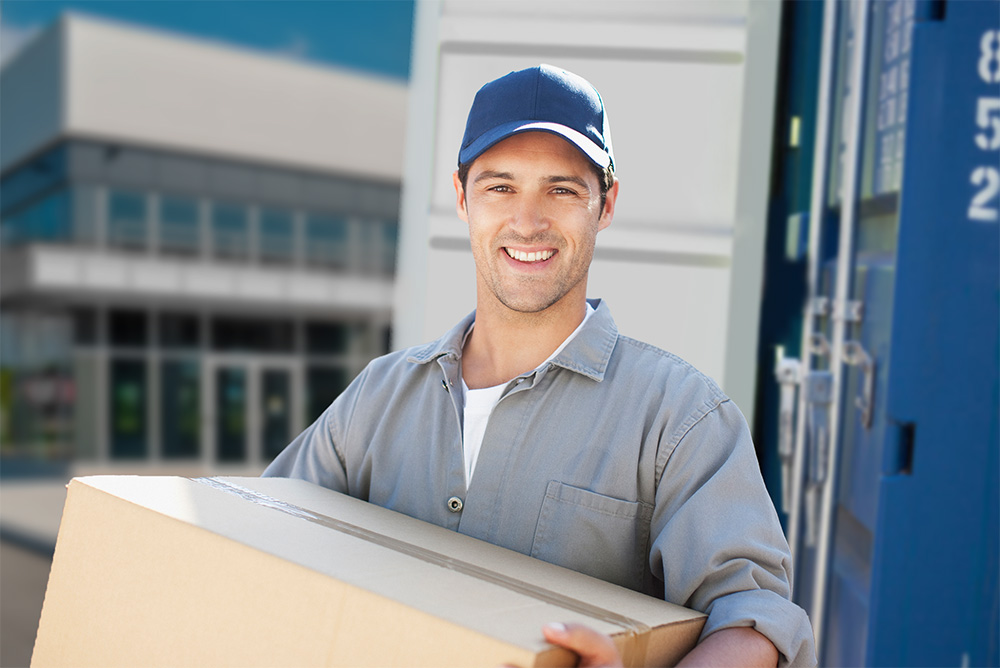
[{"x1": 194, "y1": 477, "x2": 651, "y2": 667}]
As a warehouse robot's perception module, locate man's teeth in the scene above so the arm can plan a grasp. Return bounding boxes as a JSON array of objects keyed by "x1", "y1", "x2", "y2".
[{"x1": 505, "y1": 248, "x2": 554, "y2": 262}]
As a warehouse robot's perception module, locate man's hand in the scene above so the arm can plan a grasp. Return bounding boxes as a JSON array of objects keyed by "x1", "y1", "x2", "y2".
[
  {"x1": 542, "y1": 622, "x2": 623, "y2": 668},
  {"x1": 540, "y1": 623, "x2": 778, "y2": 668}
]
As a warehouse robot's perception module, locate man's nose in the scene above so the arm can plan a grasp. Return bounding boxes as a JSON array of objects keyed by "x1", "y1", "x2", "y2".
[{"x1": 508, "y1": 193, "x2": 550, "y2": 235}]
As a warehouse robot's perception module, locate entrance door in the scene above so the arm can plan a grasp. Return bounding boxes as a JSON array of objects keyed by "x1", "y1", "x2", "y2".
[{"x1": 203, "y1": 356, "x2": 302, "y2": 469}]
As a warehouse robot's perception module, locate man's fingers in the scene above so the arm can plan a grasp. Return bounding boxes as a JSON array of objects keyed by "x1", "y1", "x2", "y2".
[{"x1": 542, "y1": 622, "x2": 623, "y2": 668}]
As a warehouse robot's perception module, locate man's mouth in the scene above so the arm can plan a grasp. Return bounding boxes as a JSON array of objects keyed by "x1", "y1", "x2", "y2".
[{"x1": 504, "y1": 248, "x2": 554, "y2": 263}]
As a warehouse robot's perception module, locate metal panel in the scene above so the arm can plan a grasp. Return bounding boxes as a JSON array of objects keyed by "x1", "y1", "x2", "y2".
[
  {"x1": 785, "y1": 0, "x2": 1000, "y2": 663},
  {"x1": 395, "y1": 0, "x2": 782, "y2": 421},
  {"x1": 868, "y1": 1, "x2": 999, "y2": 664}
]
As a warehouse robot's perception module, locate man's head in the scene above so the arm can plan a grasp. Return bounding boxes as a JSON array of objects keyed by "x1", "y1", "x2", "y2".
[
  {"x1": 453, "y1": 66, "x2": 619, "y2": 317},
  {"x1": 456, "y1": 64, "x2": 615, "y2": 209}
]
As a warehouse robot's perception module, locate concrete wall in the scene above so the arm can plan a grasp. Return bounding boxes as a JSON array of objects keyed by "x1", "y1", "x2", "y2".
[{"x1": 2, "y1": 13, "x2": 408, "y2": 183}]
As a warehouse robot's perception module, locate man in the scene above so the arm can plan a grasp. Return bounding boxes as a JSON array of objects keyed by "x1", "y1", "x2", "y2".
[{"x1": 265, "y1": 64, "x2": 815, "y2": 667}]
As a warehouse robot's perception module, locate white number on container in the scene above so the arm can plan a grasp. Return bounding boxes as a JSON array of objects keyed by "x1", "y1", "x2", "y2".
[
  {"x1": 975, "y1": 97, "x2": 1000, "y2": 150},
  {"x1": 980, "y1": 30, "x2": 1000, "y2": 84},
  {"x1": 969, "y1": 167, "x2": 1000, "y2": 222}
]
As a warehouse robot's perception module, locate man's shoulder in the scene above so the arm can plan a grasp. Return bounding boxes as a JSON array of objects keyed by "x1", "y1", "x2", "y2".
[
  {"x1": 610, "y1": 333, "x2": 728, "y2": 405},
  {"x1": 355, "y1": 329, "x2": 460, "y2": 381},
  {"x1": 360, "y1": 344, "x2": 435, "y2": 376}
]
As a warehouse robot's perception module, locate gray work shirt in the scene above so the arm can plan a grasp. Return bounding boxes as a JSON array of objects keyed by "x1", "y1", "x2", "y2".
[{"x1": 264, "y1": 299, "x2": 816, "y2": 666}]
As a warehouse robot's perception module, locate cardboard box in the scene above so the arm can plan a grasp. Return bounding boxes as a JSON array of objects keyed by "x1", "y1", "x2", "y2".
[{"x1": 33, "y1": 476, "x2": 705, "y2": 667}]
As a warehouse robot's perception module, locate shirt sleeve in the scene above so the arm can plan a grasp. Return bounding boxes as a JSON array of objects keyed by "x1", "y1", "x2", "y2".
[
  {"x1": 649, "y1": 398, "x2": 817, "y2": 667},
  {"x1": 260, "y1": 366, "x2": 371, "y2": 494}
]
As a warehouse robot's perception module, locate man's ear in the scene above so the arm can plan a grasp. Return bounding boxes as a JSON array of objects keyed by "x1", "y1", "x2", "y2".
[
  {"x1": 453, "y1": 171, "x2": 469, "y2": 223},
  {"x1": 597, "y1": 177, "x2": 620, "y2": 232}
]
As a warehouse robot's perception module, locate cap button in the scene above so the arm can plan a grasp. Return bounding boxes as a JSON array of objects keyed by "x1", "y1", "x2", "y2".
[{"x1": 447, "y1": 496, "x2": 464, "y2": 513}]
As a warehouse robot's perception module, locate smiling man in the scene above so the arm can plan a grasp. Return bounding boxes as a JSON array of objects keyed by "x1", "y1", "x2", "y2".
[{"x1": 264, "y1": 65, "x2": 816, "y2": 667}]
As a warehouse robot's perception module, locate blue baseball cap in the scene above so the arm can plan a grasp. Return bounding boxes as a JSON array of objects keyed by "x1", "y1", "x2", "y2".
[{"x1": 458, "y1": 64, "x2": 615, "y2": 172}]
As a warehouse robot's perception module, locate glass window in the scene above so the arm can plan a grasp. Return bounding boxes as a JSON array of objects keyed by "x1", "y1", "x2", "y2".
[
  {"x1": 108, "y1": 190, "x2": 148, "y2": 249},
  {"x1": 109, "y1": 310, "x2": 147, "y2": 347},
  {"x1": 211, "y1": 318, "x2": 293, "y2": 353},
  {"x1": 33, "y1": 190, "x2": 71, "y2": 242},
  {"x1": 212, "y1": 202, "x2": 248, "y2": 260},
  {"x1": 306, "y1": 366, "x2": 349, "y2": 424},
  {"x1": 0, "y1": 210, "x2": 19, "y2": 246},
  {"x1": 305, "y1": 213, "x2": 348, "y2": 269},
  {"x1": 161, "y1": 359, "x2": 199, "y2": 459},
  {"x1": 0, "y1": 145, "x2": 68, "y2": 215},
  {"x1": 1, "y1": 189, "x2": 72, "y2": 246},
  {"x1": 160, "y1": 195, "x2": 200, "y2": 255},
  {"x1": 216, "y1": 366, "x2": 246, "y2": 462},
  {"x1": 160, "y1": 314, "x2": 200, "y2": 349},
  {"x1": 262, "y1": 369, "x2": 292, "y2": 460},
  {"x1": 111, "y1": 358, "x2": 147, "y2": 459},
  {"x1": 259, "y1": 208, "x2": 295, "y2": 264},
  {"x1": 2, "y1": 365, "x2": 75, "y2": 459},
  {"x1": 306, "y1": 322, "x2": 349, "y2": 355}
]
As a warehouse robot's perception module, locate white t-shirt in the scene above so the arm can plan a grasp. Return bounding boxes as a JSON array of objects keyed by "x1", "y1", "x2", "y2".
[{"x1": 461, "y1": 304, "x2": 595, "y2": 486}]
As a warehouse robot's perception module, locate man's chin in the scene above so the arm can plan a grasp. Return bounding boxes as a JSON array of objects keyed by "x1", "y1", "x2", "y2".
[{"x1": 495, "y1": 293, "x2": 566, "y2": 315}]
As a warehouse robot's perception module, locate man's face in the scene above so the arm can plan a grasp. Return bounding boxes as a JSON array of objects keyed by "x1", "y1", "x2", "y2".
[{"x1": 453, "y1": 132, "x2": 618, "y2": 315}]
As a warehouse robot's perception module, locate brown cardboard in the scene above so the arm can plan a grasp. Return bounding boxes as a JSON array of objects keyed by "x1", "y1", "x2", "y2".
[{"x1": 33, "y1": 476, "x2": 705, "y2": 667}]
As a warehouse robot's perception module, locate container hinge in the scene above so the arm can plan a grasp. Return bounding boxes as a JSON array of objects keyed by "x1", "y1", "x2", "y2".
[
  {"x1": 803, "y1": 370, "x2": 833, "y2": 547},
  {"x1": 834, "y1": 299, "x2": 864, "y2": 323},
  {"x1": 773, "y1": 349, "x2": 801, "y2": 513},
  {"x1": 809, "y1": 332, "x2": 832, "y2": 357},
  {"x1": 843, "y1": 340, "x2": 876, "y2": 428},
  {"x1": 808, "y1": 296, "x2": 831, "y2": 317}
]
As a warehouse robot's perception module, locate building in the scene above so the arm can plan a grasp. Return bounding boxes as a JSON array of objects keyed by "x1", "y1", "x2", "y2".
[{"x1": 0, "y1": 13, "x2": 408, "y2": 474}]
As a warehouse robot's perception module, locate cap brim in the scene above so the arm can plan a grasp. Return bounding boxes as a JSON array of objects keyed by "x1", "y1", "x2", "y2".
[{"x1": 459, "y1": 120, "x2": 612, "y2": 170}]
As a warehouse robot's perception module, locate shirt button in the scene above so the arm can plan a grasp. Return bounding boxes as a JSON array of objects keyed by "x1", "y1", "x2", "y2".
[{"x1": 447, "y1": 496, "x2": 464, "y2": 512}]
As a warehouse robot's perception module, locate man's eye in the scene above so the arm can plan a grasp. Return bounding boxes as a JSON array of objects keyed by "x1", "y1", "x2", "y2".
[
  {"x1": 488, "y1": 185, "x2": 512, "y2": 193},
  {"x1": 552, "y1": 187, "x2": 576, "y2": 195}
]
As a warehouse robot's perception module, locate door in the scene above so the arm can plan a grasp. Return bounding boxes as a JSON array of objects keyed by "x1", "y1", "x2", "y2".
[
  {"x1": 784, "y1": 1, "x2": 1000, "y2": 665},
  {"x1": 203, "y1": 356, "x2": 303, "y2": 468}
]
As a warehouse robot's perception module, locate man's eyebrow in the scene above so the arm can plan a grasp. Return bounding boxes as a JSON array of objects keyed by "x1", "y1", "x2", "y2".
[
  {"x1": 473, "y1": 170, "x2": 514, "y2": 184},
  {"x1": 545, "y1": 175, "x2": 592, "y2": 192}
]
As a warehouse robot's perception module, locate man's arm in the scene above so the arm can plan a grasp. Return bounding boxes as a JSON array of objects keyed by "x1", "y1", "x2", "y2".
[
  {"x1": 675, "y1": 628, "x2": 778, "y2": 668},
  {"x1": 262, "y1": 366, "x2": 371, "y2": 490},
  {"x1": 648, "y1": 400, "x2": 816, "y2": 667},
  {"x1": 542, "y1": 623, "x2": 777, "y2": 668}
]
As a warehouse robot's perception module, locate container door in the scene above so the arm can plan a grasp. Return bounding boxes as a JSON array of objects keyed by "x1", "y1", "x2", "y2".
[{"x1": 788, "y1": 1, "x2": 999, "y2": 665}]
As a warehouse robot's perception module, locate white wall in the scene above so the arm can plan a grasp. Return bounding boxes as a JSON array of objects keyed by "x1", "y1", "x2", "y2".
[
  {"x1": 2, "y1": 14, "x2": 408, "y2": 183},
  {"x1": 395, "y1": 0, "x2": 780, "y2": 416}
]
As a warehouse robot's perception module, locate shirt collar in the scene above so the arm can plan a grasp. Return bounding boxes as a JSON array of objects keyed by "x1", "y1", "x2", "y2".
[
  {"x1": 550, "y1": 298, "x2": 618, "y2": 382},
  {"x1": 406, "y1": 310, "x2": 475, "y2": 364},
  {"x1": 407, "y1": 298, "x2": 618, "y2": 383}
]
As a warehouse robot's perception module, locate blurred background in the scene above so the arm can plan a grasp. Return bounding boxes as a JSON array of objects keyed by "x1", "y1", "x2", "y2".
[{"x1": 0, "y1": 1, "x2": 996, "y2": 667}]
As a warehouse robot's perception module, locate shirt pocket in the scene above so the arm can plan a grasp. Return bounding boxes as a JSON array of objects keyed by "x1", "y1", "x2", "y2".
[{"x1": 530, "y1": 480, "x2": 653, "y2": 592}]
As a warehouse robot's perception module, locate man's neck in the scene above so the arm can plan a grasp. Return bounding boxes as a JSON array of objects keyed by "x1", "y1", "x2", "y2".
[{"x1": 462, "y1": 298, "x2": 588, "y2": 390}]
